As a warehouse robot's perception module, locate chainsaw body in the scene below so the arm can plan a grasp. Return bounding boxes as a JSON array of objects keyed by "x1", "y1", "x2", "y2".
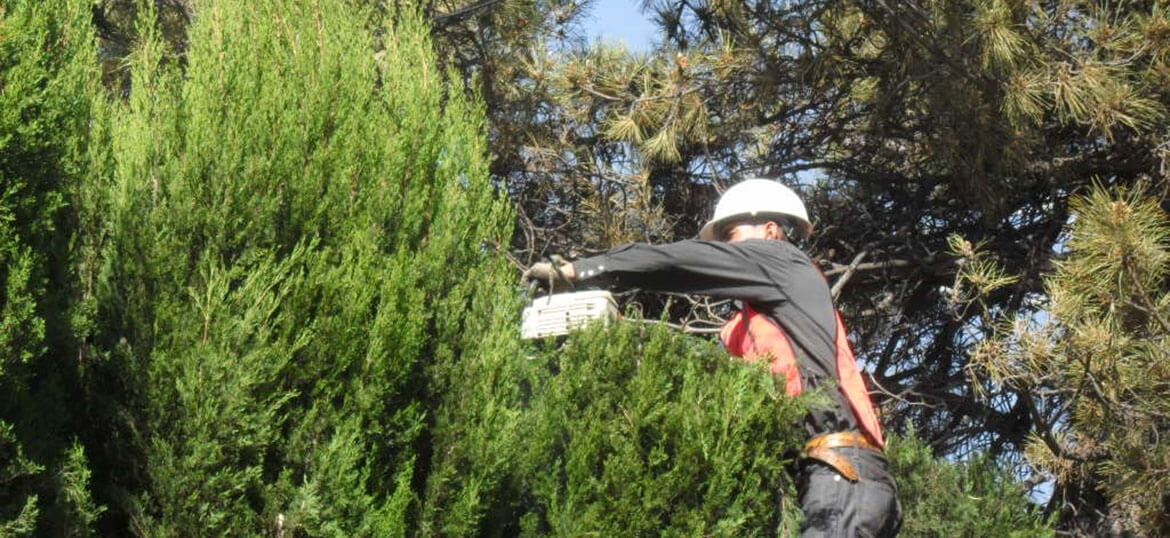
[{"x1": 521, "y1": 290, "x2": 618, "y2": 339}]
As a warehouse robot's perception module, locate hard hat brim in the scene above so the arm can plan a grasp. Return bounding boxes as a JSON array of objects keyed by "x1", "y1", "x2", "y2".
[{"x1": 699, "y1": 212, "x2": 812, "y2": 241}]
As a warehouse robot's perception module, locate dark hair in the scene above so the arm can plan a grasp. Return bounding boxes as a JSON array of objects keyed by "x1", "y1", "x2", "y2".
[{"x1": 720, "y1": 215, "x2": 797, "y2": 241}]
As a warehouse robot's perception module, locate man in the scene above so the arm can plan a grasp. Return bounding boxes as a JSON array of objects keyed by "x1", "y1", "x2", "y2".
[{"x1": 523, "y1": 178, "x2": 901, "y2": 537}]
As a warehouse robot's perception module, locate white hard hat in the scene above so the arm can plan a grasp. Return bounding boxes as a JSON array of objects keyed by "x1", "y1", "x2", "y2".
[{"x1": 699, "y1": 178, "x2": 813, "y2": 240}]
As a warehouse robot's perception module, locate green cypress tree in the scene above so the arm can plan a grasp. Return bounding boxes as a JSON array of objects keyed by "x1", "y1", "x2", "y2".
[
  {"x1": 888, "y1": 434, "x2": 1054, "y2": 537},
  {"x1": 511, "y1": 323, "x2": 811, "y2": 536},
  {"x1": 0, "y1": 0, "x2": 104, "y2": 534},
  {"x1": 419, "y1": 316, "x2": 811, "y2": 535},
  {"x1": 81, "y1": 0, "x2": 510, "y2": 533},
  {"x1": 420, "y1": 314, "x2": 1056, "y2": 535}
]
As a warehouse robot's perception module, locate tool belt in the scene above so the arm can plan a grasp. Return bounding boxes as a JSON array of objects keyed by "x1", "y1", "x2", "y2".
[{"x1": 802, "y1": 432, "x2": 883, "y2": 482}]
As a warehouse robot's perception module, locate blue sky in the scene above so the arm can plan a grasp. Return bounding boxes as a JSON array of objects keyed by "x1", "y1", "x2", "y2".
[{"x1": 584, "y1": 0, "x2": 656, "y2": 51}]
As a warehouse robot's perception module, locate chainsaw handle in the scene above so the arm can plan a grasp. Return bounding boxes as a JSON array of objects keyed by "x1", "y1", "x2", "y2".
[{"x1": 548, "y1": 254, "x2": 575, "y2": 291}]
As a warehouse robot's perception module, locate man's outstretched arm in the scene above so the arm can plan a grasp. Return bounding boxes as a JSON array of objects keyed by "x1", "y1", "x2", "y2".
[{"x1": 560, "y1": 239, "x2": 805, "y2": 304}]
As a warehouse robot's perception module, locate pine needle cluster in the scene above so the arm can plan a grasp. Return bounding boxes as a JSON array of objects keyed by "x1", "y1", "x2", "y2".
[{"x1": 965, "y1": 184, "x2": 1170, "y2": 535}]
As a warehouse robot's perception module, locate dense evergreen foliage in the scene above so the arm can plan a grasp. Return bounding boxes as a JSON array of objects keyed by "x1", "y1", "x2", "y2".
[
  {"x1": 423, "y1": 321, "x2": 811, "y2": 535},
  {"x1": 2, "y1": 0, "x2": 1147, "y2": 535},
  {"x1": 889, "y1": 434, "x2": 1053, "y2": 537},
  {"x1": 0, "y1": 0, "x2": 103, "y2": 534},
  {"x1": 77, "y1": 0, "x2": 512, "y2": 533}
]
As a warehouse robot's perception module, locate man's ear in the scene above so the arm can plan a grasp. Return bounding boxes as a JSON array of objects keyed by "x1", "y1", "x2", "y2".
[{"x1": 765, "y1": 220, "x2": 785, "y2": 240}]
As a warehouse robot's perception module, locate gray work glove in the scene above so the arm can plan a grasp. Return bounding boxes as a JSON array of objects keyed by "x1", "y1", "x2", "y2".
[{"x1": 523, "y1": 255, "x2": 575, "y2": 293}]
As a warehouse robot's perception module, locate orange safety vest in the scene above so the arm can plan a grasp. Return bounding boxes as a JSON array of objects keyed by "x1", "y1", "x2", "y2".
[{"x1": 720, "y1": 304, "x2": 886, "y2": 448}]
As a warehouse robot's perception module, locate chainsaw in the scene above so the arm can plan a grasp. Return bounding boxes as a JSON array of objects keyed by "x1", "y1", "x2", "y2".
[{"x1": 521, "y1": 256, "x2": 617, "y2": 339}]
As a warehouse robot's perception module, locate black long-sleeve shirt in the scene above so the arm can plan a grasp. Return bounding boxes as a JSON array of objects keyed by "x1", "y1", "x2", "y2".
[{"x1": 572, "y1": 239, "x2": 860, "y2": 436}]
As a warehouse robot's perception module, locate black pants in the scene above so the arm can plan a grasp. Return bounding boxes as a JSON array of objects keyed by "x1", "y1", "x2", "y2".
[{"x1": 798, "y1": 447, "x2": 902, "y2": 537}]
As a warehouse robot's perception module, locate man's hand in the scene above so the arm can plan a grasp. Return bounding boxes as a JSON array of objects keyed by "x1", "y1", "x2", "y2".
[{"x1": 523, "y1": 256, "x2": 576, "y2": 293}]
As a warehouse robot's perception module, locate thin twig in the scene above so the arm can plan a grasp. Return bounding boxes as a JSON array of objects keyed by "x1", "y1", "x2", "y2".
[
  {"x1": 823, "y1": 258, "x2": 913, "y2": 276},
  {"x1": 831, "y1": 250, "x2": 868, "y2": 299},
  {"x1": 433, "y1": 0, "x2": 505, "y2": 26},
  {"x1": 628, "y1": 318, "x2": 723, "y2": 334}
]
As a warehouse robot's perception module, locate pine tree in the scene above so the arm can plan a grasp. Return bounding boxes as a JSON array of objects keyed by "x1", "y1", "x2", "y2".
[
  {"x1": 509, "y1": 0, "x2": 1170, "y2": 470},
  {"x1": 964, "y1": 184, "x2": 1170, "y2": 535}
]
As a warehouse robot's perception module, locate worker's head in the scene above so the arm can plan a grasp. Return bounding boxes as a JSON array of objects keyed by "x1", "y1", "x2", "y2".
[
  {"x1": 699, "y1": 178, "x2": 812, "y2": 243},
  {"x1": 719, "y1": 217, "x2": 787, "y2": 243}
]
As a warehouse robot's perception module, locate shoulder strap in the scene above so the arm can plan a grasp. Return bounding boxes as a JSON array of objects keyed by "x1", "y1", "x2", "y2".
[
  {"x1": 721, "y1": 304, "x2": 803, "y2": 396},
  {"x1": 722, "y1": 306, "x2": 886, "y2": 447},
  {"x1": 833, "y1": 313, "x2": 885, "y2": 447}
]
